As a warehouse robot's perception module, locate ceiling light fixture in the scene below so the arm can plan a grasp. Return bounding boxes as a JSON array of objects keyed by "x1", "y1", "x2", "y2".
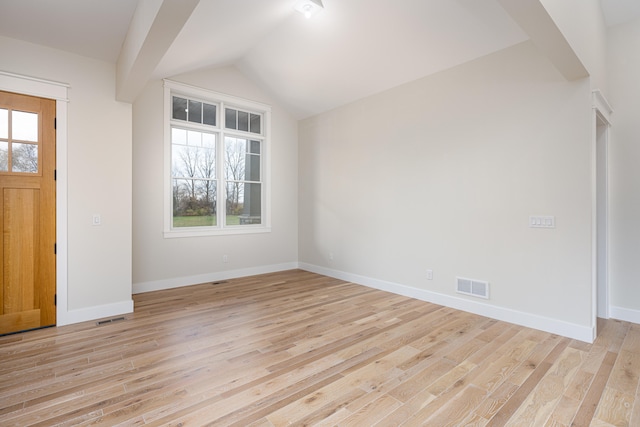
[{"x1": 294, "y1": 0, "x2": 324, "y2": 19}]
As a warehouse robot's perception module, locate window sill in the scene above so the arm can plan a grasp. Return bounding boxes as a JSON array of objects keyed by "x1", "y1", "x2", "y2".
[{"x1": 163, "y1": 226, "x2": 271, "y2": 239}]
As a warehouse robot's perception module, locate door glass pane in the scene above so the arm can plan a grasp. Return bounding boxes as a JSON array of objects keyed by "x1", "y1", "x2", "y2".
[
  {"x1": 0, "y1": 141, "x2": 8, "y2": 171},
  {"x1": 0, "y1": 109, "x2": 7, "y2": 139},
  {"x1": 12, "y1": 142, "x2": 38, "y2": 173},
  {"x1": 13, "y1": 111, "x2": 38, "y2": 142}
]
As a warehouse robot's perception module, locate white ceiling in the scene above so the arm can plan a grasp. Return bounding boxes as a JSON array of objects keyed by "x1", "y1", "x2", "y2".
[
  {"x1": 156, "y1": 0, "x2": 529, "y2": 118},
  {"x1": 0, "y1": 0, "x2": 637, "y2": 118},
  {"x1": 0, "y1": 0, "x2": 138, "y2": 62}
]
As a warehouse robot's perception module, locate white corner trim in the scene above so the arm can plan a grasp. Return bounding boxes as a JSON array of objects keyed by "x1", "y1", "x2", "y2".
[
  {"x1": 299, "y1": 263, "x2": 595, "y2": 343},
  {"x1": 132, "y1": 262, "x2": 299, "y2": 294},
  {"x1": 58, "y1": 299, "x2": 134, "y2": 326},
  {"x1": 610, "y1": 306, "x2": 640, "y2": 325}
]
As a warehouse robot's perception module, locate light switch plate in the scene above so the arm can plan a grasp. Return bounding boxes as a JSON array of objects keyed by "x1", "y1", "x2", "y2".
[{"x1": 529, "y1": 215, "x2": 555, "y2": 228}]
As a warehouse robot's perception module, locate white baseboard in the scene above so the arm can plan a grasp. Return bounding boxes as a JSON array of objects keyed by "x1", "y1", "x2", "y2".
[
  {"x1": 57, "y1": 299, "x2": 134, "y2": 326},
  {"x1": 610, "y1": 306, "x2": 640, "y2": 324},
  {"x1": 299, "y1": 263, "x2": 595, "y2": 343},
  {"x1": 132, "y1": 262, "x2": 299, "y2": 294}
]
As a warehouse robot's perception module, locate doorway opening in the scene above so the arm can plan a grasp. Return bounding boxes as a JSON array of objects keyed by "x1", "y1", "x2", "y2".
[
  {"x1": 596, "y1": 112, "x2": 609, "y2": 320},
  {"x1": 592, "y1": 89, "x2": 613, "y2": 340}
]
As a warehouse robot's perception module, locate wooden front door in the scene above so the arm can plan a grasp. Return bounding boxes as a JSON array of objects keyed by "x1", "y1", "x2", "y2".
[{"x1": 0, "y1": 90, "x2": 56, "y2": 335}]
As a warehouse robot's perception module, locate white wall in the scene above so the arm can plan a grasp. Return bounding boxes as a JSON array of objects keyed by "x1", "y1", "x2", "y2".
[
  {"x1": 132, "y1": 66, "x2": 298, "y2": 291},
  {"x1": 299, "y1": 41, "x2": 594, "y2": 340},
  {"x1": 607, "y1": 18, "x2": 640, "y2": 322},
  {"x1": 0, "y1": 36, "x2": 133, "y2": 319}
]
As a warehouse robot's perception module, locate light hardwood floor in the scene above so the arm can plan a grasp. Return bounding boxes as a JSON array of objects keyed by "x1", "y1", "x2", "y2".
[{"x1": 0, "y1": 269, "x2": 638, "y2": 426}]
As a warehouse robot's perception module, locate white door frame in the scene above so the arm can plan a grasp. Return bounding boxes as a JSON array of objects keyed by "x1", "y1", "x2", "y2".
[
  {"x1": 0, "y1": 71, "x2": 70, "y2": 326},
  {"x1": 592, "y1": 89, "x2": 613, "y2": 337}
]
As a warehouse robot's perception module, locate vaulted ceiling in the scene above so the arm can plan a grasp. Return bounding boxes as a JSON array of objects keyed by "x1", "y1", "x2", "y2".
[{"x1": 0, "y1": 0, "x2": 637, "y2": 118}]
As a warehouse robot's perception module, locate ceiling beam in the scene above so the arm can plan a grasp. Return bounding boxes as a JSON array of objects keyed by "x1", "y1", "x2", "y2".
[
  {"x1": 116, "y1": 0, "x2": 200, "y2": 103},
  {"x1": 497, "y1": 0, "x2": 588, "y2": 81}
]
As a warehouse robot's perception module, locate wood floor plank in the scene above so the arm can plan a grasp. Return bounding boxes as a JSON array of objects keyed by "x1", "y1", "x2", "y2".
[
  {"x1": 629, "y1": 382, "x2": 640, "y2": 427},
  {"x1": 507, "y1": 334, "x2": 562, "y2": 387},
  {"x1": 478, "y1": 337, "x2": 570, "y2": 426},
  {"x1": 608, "y1": 349, "x2": 640, "y2": 396},
  {"x1": 0, "y1": 270, "x2": 638, "y2": 425},
  {"x1": 592, "y1": 386, "x2": 634, "y2": 426},
  {"x1": 622, "y1": 325, "x2": 640, "y2": 353},
  {"x1": 473, "y1": 380, "x2": 519, "y2": 421},
  {"x1": 503, "y1": 346, "x2": 584, "y2": 426},
  {"x1": 326, "y1": 393, "x2": 401, "y2": 427},
  {"x1": 544, "y1": 394, "x2": 581, "y2": 427},
  {"x1": 570, "y1": 350, "x2": 618, "y2": 427},
  {"x1": 471, "y1": 337, "x2": 538, "y2": 393},
  {"x1": 421, "y1": 384, "x2": 488, "y2": 426}
]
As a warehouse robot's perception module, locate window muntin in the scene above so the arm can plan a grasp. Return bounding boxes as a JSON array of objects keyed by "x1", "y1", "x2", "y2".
[
  {"x1": 224, "y1": 137, "x2": 262, "y2": 226},
  {"x1": 0, "y1": 108, "x2": 39, "y2": 174},
  {"x1": 225, "y1": 107, "x2": 261, "y2": 134},
  {"x1": 165, "y1": 81, "x2": 270, "y2": 236},
  {"x1": 172, "y1": 96, "x2": 217, "y2": 126},
  {"x1": 171, "y1": 128, "x2": 217, "y2": 227}
]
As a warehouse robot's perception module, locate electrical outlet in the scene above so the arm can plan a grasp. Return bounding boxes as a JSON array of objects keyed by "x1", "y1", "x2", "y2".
[
  {"x1": 426, "y1": 269, "x2": 433, "y2": 280},
  {"x1": 92, "y1": 214, "x2": 101, "y2": 226},
  {"x1": 222, "y1": 254, "x2": 228, "y2": 263},
  {"x1": 329, "y1": 252, "x2": 334, "y2": 260}
]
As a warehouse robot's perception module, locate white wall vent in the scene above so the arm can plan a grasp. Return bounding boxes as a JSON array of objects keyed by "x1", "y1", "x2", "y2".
[{"x1": 456, "y1": 277, "x2": 489, "y2": 299}]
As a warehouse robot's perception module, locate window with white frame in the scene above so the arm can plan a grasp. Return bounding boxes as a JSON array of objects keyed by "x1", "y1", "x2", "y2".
[{"x1": 164, "y1": 80, "x2": 271, "y2": 237}]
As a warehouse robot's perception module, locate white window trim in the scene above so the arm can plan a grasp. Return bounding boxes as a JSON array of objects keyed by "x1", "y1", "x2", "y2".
[{"x1": 163, "y1": 79, "x2": 271, "y2": 238}]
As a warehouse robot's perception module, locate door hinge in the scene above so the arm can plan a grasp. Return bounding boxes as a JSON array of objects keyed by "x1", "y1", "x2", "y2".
[
  {"x1": 54, "y1": 118, "x2": 57, "y2": 130},
  {"x1": 54, "y1": 294, "x2": 57, "y2": 306},
  {"x1": 54, "y1": 243, "x2": 56, "y2": 254},
  {"x1": 54, "y1": 169, "x2": 57, "y2": 181}
]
